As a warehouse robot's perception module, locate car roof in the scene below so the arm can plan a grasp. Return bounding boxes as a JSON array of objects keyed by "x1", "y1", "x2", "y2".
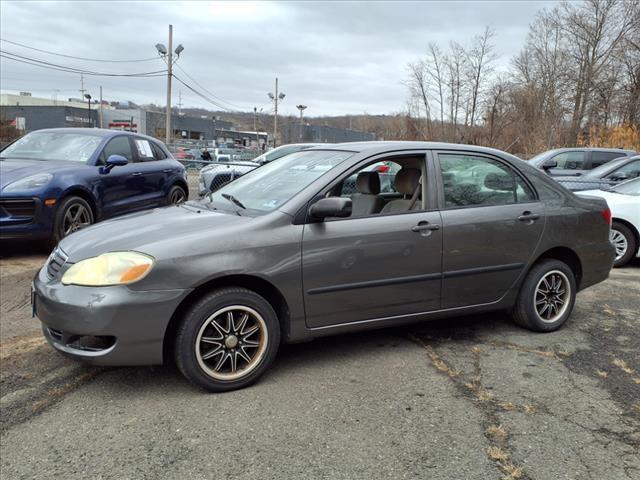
[
  {"x1": 306, "y1": 141, "x2": 524, "y2": 159},
  {"x1": 30, "y1": 128, "x2": 162, "y2": 143},
  {"x1": 539, "y1": 147, "x2": 636, "y2": 154}
]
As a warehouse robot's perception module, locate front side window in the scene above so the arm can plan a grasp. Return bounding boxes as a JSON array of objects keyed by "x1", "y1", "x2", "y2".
[
  {"x1": 551, "y1": 151, "x2": 585, "y2": 170},
  {"x1": 0, "y1": 131, "x2": 103, "y2": 162},
  {"x1": 439, "y1": 153, "x2": 534, "y2": 208},
  {"x1": 133, "y1": 138, "x2": 156, "y2": 161},
  {"x1": 610, "y1": 160, "x2": 640, "y2": 180},
  {"x1": 206, "y1": 150, "x2": 353, "y2": 213},
  {"x1": 100, "y1": 136, "x2": 134, "y2": 163}
]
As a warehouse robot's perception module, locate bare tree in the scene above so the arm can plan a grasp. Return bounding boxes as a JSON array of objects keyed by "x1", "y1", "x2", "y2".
[{"x1": 466, "y1": 27, "x2": 496, "y2": 128}]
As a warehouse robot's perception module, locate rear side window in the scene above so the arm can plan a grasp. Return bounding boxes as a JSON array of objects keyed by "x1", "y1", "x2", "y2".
[
  {"x1": 100, "y1": 136, "x2": 134, "y2": 164},
  {"x1": 438, "y1": 153, "x2": 535, "y2": 208},
  {"x1": 151, "y1": 143, "x2": 167, "y2": 160},
  {"x1": 591, "y1": 151, "x2": 625, "y2": 168},
  {"x1": 551, "y1": 151, "x2": 585, "y2": 170}
]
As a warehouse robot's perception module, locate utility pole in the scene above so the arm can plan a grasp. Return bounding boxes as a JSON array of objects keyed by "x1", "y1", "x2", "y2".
[
  {"x1": 99, "y1": 86, "x2": 103, "y2": 129},
  {"x1": 79, "y1": 73, "x2": 85, "y2": 99},
  {"x1": 268, "y1": 77, "x2": 285, "y2": 148},
  {"x1": 296, "y1": 104, "x2": 307, "y2": 142},
  {"x1": 253, "y1": 107, "x2": 259, "y2": 150},
  {"x1": 166, "y1": 25, "x2": 173, "y2": 145},
  {"x1": 84, "y1": 93, "x2": 92, "y2": 127},
  {"x1": 177, "y1": 89, "x2": 182, "y2": 116}
]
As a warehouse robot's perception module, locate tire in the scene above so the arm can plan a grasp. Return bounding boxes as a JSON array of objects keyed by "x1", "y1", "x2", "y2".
[
  {"x1": 52, "y1": 196, "x2": 94, "y2": 245},
  {"x1": 168, "y1": 185, "x2": 187, "y2": 205},
  {"x1": 610, "y1": 222, "x2": 636, "y2": 268},
  {"x1": 512, "y1": 259, "x2": 577, "y2": 332},
  {"x1": 174, "y1": 287, "x2": 280, "y2": 392}
]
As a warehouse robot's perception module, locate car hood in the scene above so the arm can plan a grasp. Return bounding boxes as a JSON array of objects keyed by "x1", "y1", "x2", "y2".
[
  {"x1": 58, "y1": 202, "x2": 254, "y2": 262},
  {"x1": 0, "y1": 158, "x2": 82, "y2": 189},
  {"x1": 201, "y1": 161, "x2": 258, "y2": 172}
]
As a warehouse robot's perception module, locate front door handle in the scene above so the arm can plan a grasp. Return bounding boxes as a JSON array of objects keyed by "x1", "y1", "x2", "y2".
[
  {"x1": 411, "y1": 221, "x2": 440, "y2": 236},
  {"x1": 163, "y1": 168, "x2": 173, "y2": 173},
  {"x1": 131, "y1": 172, "x2": 143, "y2": 177},
  {"x1": 518, "y1": 211, "x2": 540, "y2": 222}
]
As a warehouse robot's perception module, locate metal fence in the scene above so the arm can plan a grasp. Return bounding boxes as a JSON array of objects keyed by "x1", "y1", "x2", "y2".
[
  {"x1": 554, "y1": 178, "x2": 616, "y2": 192},
  {"x1": 183, "y1": 160, "x2": 261, "y2": 194}
]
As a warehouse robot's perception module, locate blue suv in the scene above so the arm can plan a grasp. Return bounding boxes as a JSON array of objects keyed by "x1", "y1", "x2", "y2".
[{"x1": 0, "y1": 128, "x2": 187, "y2": 244}]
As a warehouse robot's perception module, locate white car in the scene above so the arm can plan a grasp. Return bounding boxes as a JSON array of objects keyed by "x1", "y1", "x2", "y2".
[{"x1": 577, "y1": 178, "x2": 640, "y2": 267}]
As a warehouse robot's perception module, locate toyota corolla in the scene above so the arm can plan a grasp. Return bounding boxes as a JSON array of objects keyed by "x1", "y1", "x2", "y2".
[{"x1": 32, "y1": 142, "x2": 615, "y2": 391}]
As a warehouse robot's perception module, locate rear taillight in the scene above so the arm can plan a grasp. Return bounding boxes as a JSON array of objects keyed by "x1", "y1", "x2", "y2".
[
  {"x1": 376, "y1": 165, "x2": 390, "y2": 173},
  {"x1": 602, "y1": 207, "x2": 612, "y2": 227}
]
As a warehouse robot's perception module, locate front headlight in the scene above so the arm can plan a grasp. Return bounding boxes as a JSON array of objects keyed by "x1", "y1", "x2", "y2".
[
  {"x1": 61, "y1": 251, "x2": 155, "y2": 286},
  {"x1": 4, "y1": 173, "x2": 53, "y2": 192}
]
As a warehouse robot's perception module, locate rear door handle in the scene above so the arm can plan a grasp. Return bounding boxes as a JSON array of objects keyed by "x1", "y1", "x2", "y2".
[
  {"x1": 518, "y1": 211, "x2": 540, "y2": 222},
  {"x1": 411, "y1": 221, "x2": 440, "y2": 236},
  {"x1": 131, "y1": 172, "x2": 143, "y2": 177}
]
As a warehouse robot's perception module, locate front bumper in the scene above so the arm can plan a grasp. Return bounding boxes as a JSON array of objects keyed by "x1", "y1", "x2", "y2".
[
  {"x1": 0, "y1": 196, "x2": 54, "y2": 239},
  {"x1": 33, "y1": 264, "x2": 191, "y2": 366}
]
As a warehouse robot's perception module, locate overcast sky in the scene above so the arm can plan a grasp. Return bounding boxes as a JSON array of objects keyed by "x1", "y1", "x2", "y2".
[{"x1": 0, "y1": 1, "x2": 557, "y2": 117}]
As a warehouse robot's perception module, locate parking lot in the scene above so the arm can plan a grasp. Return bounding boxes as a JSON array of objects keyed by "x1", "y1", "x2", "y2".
[{"x1": 0, "y1": 176, "x2": 638, "y2": 480}]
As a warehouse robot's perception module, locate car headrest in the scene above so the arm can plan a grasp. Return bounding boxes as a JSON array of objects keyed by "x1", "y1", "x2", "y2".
[
  {"x1": 442, "y1": 172, "x2": 455, "y2": 188},
  {"x1": 484, "y1": 172, "x2": 513, "y2": 191},
  {"x1": 356, "y1": 171, "x2": 381, "y2": 195},
  {"x1": 394, "y1": 168, "x2": 421, "y2": 195}
]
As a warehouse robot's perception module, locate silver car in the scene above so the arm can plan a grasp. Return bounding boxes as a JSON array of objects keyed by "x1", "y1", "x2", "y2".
[{"x1": 33, "y1": 142, "x2": 615, "y2": 392}]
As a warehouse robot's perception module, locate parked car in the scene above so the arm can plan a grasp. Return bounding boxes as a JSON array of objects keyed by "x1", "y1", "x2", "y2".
[
  {"x1": 33, "y1": 141, "x2": 615, "y2": 392},
  {"x1": 169, "y1": 146, "x2": 196, "y2": 160},
  {"x1": 198, "y1": 160, "x2": 260, "y2": 195},
  {"x1": 0, "y1": 128, "x2": 187, "y2": 244},
  {"x1": 577, "y1": 178, "x2": 640, "y2": 267},
  {"x1": 555, "y1": 155, "x2": 640, "y2": 191},
  {"x1": 529, "y1": 147, "x2": 636, "y2": 177},
  {"x1": 198, "y1": 144, "x2": 324, "y2": 195},
  {"x1": 252, "y1": 143, "x2": 323, "y2": 165}
]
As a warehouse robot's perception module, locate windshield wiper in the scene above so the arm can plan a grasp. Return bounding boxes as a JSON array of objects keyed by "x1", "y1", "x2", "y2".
[{"x1": 221, "y1": 193, "x2": 246, "y2": 210}]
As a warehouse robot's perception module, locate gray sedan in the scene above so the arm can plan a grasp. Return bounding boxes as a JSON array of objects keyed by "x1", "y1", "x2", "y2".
[{"x1": 33, "y1": 142, "x2": 615, "y2": 392}]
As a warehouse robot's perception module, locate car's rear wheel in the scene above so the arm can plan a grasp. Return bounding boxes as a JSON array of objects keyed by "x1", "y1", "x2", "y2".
[
  {"x1": 174, "y1": 288, "x2": 280, "y2": 392},
  {"x1": 512, "y1": 259, "x2": 577, "y2": 332},
  {"x1": 52, "y1": 196, "x2": 94, "y2": 245},
  {"x1": 610, "y1": 221, "x2": 636, "y2": 268},
  {"x1": 168, "y1": 185, "x2": 187, "y2": 205}
]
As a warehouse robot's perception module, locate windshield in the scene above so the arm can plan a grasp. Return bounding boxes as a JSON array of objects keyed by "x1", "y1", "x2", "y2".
[
  {"x1": 205, "y1": 150, "x2": 353, "y2": 213},
  {"x1": 610, "y1": 178, "x2": 640, "y2": 196},
  {"x1": 583, "y1": 157, "x2": 627, "y2": 178},
  {"x1": 0, "y1": 131, "x2": 103, "y2": 162}
]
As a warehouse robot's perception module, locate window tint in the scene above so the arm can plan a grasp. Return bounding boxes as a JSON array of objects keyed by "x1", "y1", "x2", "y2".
[
  {"x1": 551, "y1": 151, "x2": 585, "y2": 169},
  {"x1": 439, "y1": 153, "x2": 534, "y2": 208},
  {"x1": 591, "y1": 151, "x2": 624, "y2": 168},
  {"x1": 611, "y1": 161, "x2": 640, "y2": 179},
  {"x1": 101, "y1": 136, "x2": 134, "y2": 163},
  {"x1": 151, "y1": 142, "x2": 167, "y2": 160}
]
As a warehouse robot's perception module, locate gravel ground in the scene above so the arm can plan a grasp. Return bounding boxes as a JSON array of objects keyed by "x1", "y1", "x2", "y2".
[{"x1": 1, "y1": 180, "x2": 638, "y2": 479}]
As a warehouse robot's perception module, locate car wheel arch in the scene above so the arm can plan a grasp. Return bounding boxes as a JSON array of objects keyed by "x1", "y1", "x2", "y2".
[
  {"x1": 172, "y1": 179, "x2": 189, "y2": 196},
  {"x1": 59, "y1": 187, "x2": 98, "y2": 220},
  {"x1": 612, "y1": 218, "x2": 639, "y2": 248},
  {"x1": 162, "y1": 274, "x2": 290, "y2": 364},
  {"x1": 530, "y1": 246, "x2": 583, "y2": 289}
]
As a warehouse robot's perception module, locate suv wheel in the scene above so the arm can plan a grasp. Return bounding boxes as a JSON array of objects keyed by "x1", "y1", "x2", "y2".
[
  {"x1": 610, "y1": 221, "x2": 636, "y2": 267},
  {"x1": 512, "y1": 259, "x2": 577, "y2": 332},
  {"x1": 168, "y1": 185, "x2": 187, "y2": 205},
  {"x1": 175, "y1": 288, "x2": 280, "y2": 392},
  {"x1": 52, "y1": 196, "x2": 94, "y2": 245}
]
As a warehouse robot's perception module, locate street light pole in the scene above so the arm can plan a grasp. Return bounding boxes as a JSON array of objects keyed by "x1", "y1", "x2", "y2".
[
  {"x1": 268, "y1": 78, "x2": 285, "y2": 148},
  {"x1": 165, "y1": 25, "x2": 173, "y2": 145},
  {"x1": 84, "y1": 93, "x2": 92, "y2": 127},
  {"x1": 296, "y1": 104, "x2": 307, "y2": 142}
]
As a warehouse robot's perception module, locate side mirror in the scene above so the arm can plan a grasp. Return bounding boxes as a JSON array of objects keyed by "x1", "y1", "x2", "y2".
[
  {"x1": 609, "y1": 172, "x2": 627, "y2": 181},
  {"x1": 100, "y1": 154, "x2": 128, "y2": 174},
  {"x1": 541, "y1": 159, "x2": 557, "y2": 171},
  {"x1": 309, "y1": 197, "x2": 352, "y2": 220}
]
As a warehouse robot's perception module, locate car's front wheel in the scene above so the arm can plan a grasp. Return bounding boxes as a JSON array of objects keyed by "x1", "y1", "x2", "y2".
[
  {"x1": 610, "y1": 221, "x2": 636, "y2": 268},
  {"x1": 512, "y1": 259, "x2": 577, "y2": 332},
  {"x1": 175, "y1": 288, "x2": 280, "y2": 392},
  {"x1": 168, "y1": 185, "x2": 187, "y2": 205},
  {"x1": 52, "y1": 195, "x2": 94, "y2": 245}
]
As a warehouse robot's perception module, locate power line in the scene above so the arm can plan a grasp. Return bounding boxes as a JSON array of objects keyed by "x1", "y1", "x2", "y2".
[
  {"x1": 0, "y1": 38, "x2": 160, "y2": 63},
  {"x1": 174, "y1": 64, "x2": 248, "y2": 110},
  {"x1": 0, "y1": 50, "x2": 167, "y2": 77},
  {"x1": 171, "y1": 73, "x2": 239, "y2": 112}
]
